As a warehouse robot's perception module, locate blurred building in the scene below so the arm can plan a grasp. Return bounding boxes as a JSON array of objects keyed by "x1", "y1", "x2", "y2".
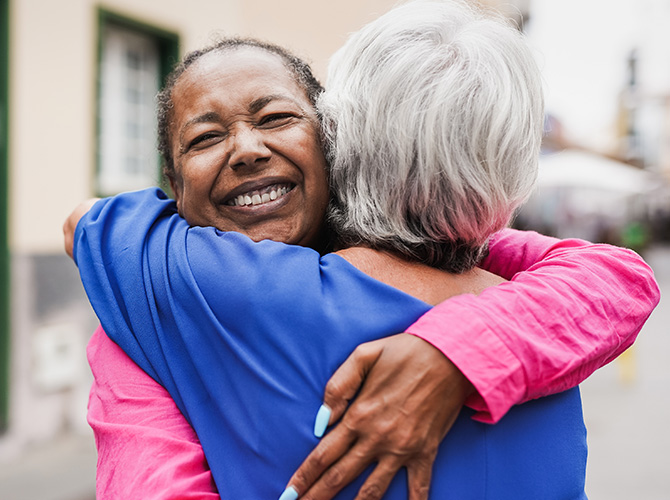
[
  {"x1": 515, "y1": 0, "x2": 670, "y2": 245},
  {"x1": 0, "y1": 0, "x2": 412, "y2": 460}
]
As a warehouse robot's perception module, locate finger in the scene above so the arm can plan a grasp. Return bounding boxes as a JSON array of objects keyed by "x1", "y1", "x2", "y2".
[
  {"x1": 406, "y1": 458, "x2": 433, "y2": 500},
  {"x1": 64, "y1": 199, "x2": 100, "y2": 258},
  {"x1": 283, "y1": 425, "x2": 356, "y2": 498},
  {"x1": 353, "y1": 459, "x2": 401, "y2": 500},
  {"x1": 63, "y1": 222, "x2": 74, "y2": 258},
  {"x1": 300, "y1": 442, "x2": 378, "y2": 500},
  {"x1": 322, "y1": 341, "x2": 383, "y2": 425}
]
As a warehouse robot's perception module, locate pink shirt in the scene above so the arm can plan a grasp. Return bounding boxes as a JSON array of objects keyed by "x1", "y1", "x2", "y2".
[
  {"x1": 87, "y1": 229, "x2": 660, "y2": 498},
  {"x1": 408, "y1": 229, "x2": 659, "y2": 423},
  {"x1": 87, "y1": 325, "x2": 219, "y2": 499}
]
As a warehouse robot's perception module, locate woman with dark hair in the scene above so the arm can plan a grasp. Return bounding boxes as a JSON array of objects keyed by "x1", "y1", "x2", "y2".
[{"x1": 66, "y1": 1, "x2": 658, "y2": 498}]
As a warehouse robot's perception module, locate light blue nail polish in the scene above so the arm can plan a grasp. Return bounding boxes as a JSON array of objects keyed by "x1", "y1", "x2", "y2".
[
  {"x1": 314, "y1": 404, "x2": 331, "y2": 438},
  {"x1": 278, "y1": 485, "x2": 298, "y2": 500}
]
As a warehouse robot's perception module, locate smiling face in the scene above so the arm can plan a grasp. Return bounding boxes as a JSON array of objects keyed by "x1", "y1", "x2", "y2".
[{"x1": 167, "y1": 47, "x2": 330, "y2": 249}]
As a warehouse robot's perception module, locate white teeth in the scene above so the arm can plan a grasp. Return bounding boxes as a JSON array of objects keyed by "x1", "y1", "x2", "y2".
[{"x1": 229, "y1": 184, "x2": 292, "y2": 207}]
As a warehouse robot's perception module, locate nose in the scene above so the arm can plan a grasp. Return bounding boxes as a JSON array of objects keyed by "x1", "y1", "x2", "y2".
[{"x1": 228, "y1": 127, "x2": 271, "y2": 170}]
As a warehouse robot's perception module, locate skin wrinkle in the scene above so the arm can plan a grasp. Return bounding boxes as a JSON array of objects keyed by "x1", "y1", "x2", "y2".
[
  {"x1": 167, "y1": 48, "x2": 330, "y2": 250},
  {"x1": 178, "y1": 111, "x2": 225, "y2": 151},
  {"x1": 157, "y1": 39, "x2": 325, "y2": 180}
]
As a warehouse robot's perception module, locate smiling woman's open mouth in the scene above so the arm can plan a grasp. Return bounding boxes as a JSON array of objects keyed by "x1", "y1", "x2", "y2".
[{"x1": 225, "y1": 183, "x2": 295, "y2": 207}]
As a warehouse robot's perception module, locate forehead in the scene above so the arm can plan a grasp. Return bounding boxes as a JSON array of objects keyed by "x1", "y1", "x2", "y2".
[{"x1": 173, "y1": 47, "x2": 310, "y2": 109}]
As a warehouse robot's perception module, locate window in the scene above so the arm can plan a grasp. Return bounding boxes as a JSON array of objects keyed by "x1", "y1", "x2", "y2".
[{"x1": 96, "y1": 12, "x2": 179, "y2": 196}]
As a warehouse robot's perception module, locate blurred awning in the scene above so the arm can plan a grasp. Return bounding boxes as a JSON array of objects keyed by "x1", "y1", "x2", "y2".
[{"x1": 537, "y1": 149, "x2": 655, "y2": 194}]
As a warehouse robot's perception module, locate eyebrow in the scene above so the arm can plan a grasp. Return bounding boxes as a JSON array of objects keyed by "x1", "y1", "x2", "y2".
[
  {"x1": 179, "y1": 111, "x2": 221, "y2": 142},
  {"x1": 178, "y1": 94, "x2": 305, "y2": 144},
  {"x1": 248, "y1": 94, "x2": 302, "y2": 114}
]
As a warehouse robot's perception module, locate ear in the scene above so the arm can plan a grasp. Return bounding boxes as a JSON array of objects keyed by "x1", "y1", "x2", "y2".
[{"x1": 168, "y1": 175, "x2": 183, "y2": 215}]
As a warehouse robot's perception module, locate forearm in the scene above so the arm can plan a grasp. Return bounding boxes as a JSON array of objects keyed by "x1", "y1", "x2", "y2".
[{"x1": 406, "y1": 228, "x2": 660, "y2": 423}]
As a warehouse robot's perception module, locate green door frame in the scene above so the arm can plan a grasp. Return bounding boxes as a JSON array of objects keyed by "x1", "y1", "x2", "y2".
[
  {"x1": 0, "y1": 0, "x2": 11, "y2": 431},
  {"x1": 96, "y1": 8, "x2": 180, "y2": 195}
]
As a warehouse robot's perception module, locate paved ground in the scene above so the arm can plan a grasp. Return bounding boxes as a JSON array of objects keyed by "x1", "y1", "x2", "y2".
[
  {"x1": 581, "y1": 244, "x2": 670, "y2": 499},
  {"x1": 0, "y1": 432, "x2": 95, "y2": 500},
  {"x1": 0, "y1": 246, "x2": 668, "y2": 500}
]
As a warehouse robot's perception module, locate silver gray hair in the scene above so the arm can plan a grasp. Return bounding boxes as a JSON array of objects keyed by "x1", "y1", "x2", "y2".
[{"x1": 319, "y1": 0, "x2": 544, "y2": 272}]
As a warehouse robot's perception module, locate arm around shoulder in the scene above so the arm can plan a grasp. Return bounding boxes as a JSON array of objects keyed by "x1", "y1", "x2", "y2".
[{"x1": 406, "y1": 228, "x2": 660, "y2": 422}]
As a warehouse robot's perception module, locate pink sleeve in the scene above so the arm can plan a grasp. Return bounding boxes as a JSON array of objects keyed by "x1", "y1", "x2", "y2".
[
  {"x1": 87, "y1": 325, "x2": 220, "y2": 499},
  {"x1": 406, "y1": 228, "x2": 660, "y2": 424}
]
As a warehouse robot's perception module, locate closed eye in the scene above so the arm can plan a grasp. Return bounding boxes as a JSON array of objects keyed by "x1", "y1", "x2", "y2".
[
  {"x1": 258, "y1": 113, "x2": 295, "y2": 127},
  {"x1": 189, "y1": 132, "x2": 223, "y2": 149}
]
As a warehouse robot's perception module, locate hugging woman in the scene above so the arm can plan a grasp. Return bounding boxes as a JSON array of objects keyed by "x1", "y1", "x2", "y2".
[{"x1": 66, "y1": 0, "x2": 659, "y2": 498}]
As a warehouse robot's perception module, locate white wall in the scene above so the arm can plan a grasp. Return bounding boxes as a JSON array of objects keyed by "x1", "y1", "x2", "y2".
[{"x1": 9, "y1": 0, "x2": 97, "y2": 254}]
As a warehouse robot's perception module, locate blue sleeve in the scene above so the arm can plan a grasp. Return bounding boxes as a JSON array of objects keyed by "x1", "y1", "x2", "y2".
[
  {"x1": 73, "y1": 188, "x2": 322, "y2": 419},
  {"x1": 73, "y1": 188, "x2": 380, "y2": 424},
  {"x1": 73, "y1": 189, "x2": 176, "y2": 384}
]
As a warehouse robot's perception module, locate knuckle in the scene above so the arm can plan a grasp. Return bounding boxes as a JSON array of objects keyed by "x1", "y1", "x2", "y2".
[
  {"x1": 409, "y1": 483, "x2": 430, "y2": 499},
  {"x1": 366, "y1": 425, "x2": 420, "y2": 457},
  {"x1": 324, "y1": 376, "x2": 347, "y2": 401},
  {"x1": 308, "y1": 447, "x2": 331, "y2": 472},
  {"x1": 417, "y1": 439, "x2": 440, "y2": 460},
  {"x1": 346, "y1": 401, "x2": 372, "y2": 423},
  {"x1": 342, "y1": 409, "x2": 374, "y2": 435},
  {"x1": 378, "y1": 417, "x2": 403, "y2": 437},
  {"x1": 352, "y1": 343, "x2": 369, "y2": 360},
  {"x1": 322, "y1": 465, "x2": 346, "y2": 489},
  {"x1": 352, "y1": 342, "x2": 377, "y2": 367},
  {"x1": 292, "y1": 468, "x2": 309, "y2": 488},
  {"x1": 358, "y1": 483, "x2": 384, "y2": 500},
  {"x1": 350, "y1": 397, "x2": 386, "y2": 424},
  {"x1": 393, "y1": 428, "x2": 424, "y2": 455}
]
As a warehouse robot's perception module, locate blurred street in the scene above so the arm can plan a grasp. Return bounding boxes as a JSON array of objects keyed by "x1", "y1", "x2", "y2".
[
  {"x1": 0, "y1": 246, "x2": 667, "y2": 500},
  {"x1": 0, "y1": 432, "x2": 95, "y2": 500},
  {"x1": 582, "y1": 244, "x2": 670, "y2": 499}
]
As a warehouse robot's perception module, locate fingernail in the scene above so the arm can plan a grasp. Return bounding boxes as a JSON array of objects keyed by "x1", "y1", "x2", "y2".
[
  {"x1": 278, "y1": 485, "x2": 298, "y2": 500},
  {"x1": 313, "y1": 404, "x2": 331, "y2": 438}
]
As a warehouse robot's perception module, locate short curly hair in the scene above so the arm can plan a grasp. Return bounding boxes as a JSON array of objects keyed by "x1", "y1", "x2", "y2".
[{"x1": 156, "y1": 37, "x2": 324, "y2": 178}]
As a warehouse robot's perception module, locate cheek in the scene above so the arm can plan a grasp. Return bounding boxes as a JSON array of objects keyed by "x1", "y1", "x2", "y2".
[
  {"x1": 296, "y1": 134, "x2": 328, "y2": 190},
  {"x1": 178, "y1": 154, "x2": 221, "y2": 191},
  {"x1": 313, "y1": 172, "x2": 329, "y2": 210},
  {"x1": 304, "y1": 176, "x2": 329, "y2": 230},
  {"x1": 304, "y1": 155, "x2": 329, "y2": 209}
]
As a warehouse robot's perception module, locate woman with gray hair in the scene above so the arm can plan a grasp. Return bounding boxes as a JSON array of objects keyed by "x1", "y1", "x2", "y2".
[
  {"x1": 68, "y1": 1, "x2": 651, "y2": 498},
  {"x1": 321, "y1": 0, "x2": 542, "y2": 273}
]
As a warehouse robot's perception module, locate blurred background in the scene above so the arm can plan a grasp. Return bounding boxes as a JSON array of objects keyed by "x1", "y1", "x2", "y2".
[{"x1": 0, "y1": 0, "x2": 667, "y2": 498}]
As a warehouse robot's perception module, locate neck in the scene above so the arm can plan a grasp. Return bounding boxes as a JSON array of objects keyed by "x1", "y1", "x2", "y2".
[{"x1": 335, "y1": 246, "x2": 504, "y2": 305}]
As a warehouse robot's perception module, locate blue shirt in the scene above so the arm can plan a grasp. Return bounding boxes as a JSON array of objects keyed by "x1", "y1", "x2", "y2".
[{"x1": 74, "y1": 188, "x2": 587, "y2": 499}]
